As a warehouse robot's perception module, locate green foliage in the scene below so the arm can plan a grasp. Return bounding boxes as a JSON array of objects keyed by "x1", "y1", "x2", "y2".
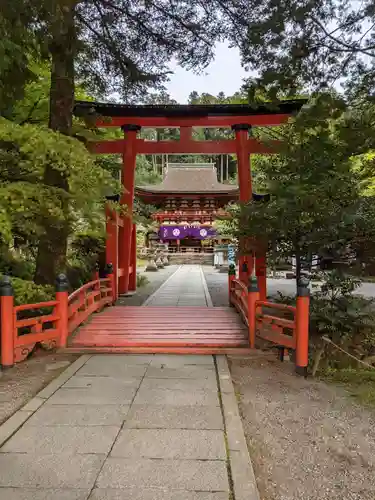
[
  {"x1": 275, "y1": 271, "x2": 375, "y2": 376},
  {"x1": 323, "y1": 368, "x2": 375, "y2": 407},
  {"x1": 221, "y1": 0, "x2": 375, "y2": 96},
  {"x1": 136, "y1": 156, "x2": 162, "y2": 186},
  {"x1": 70, "y1": 232, "x2": 105, "y2": 259},
  {"x1": 133, "y1": 156, "x2": 160, "y2": 231},
  {"x1": 137, "y1": 273, "x2": 149, "y2": 288},
  {"x1": 0, "y1": 118, "x2": 120, "y2": 250},
  {"x1": 66, "y1": 231, "x2": 105, "y2": 289},
  {"x1": 10, "y1": 277, "x2": 54, "y2": 307},
  {"x1": 0, "y1": 246, "x2": 34, "y2": 280},
  {"x1": 0, "y1": 3, "x2": 37, "y2": 117},
  {"x1": 8, "y1": 63, "x2": 51, "y2": 125},
  {"x1": 229, "y1": 95, "x2": 375, "y2": 280},
  {"x1": 309, "y1": 271, "x2": 375, "y2": 346}
]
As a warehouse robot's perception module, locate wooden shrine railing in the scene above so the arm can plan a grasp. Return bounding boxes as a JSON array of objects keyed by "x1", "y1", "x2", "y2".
[
  {"x1": 0, "y1": 266, "x2": 115, "y2": 367},
  {"x1": 67, "y1": 278, "x2": 114, "y2": 334},
  {"x1": 229, "y1": 266, "x2": 310, "y2": 376}
]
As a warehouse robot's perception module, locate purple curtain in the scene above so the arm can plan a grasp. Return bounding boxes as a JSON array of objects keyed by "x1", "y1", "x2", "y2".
[{"x1": 159, "y1": 225, "x2": 216, "y2": 240}]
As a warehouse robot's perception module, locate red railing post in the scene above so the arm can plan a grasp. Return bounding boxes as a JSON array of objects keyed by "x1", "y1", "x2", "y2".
[
  {"x1": 228, "y1": 264, "x2": 236, "y2": 305},
  {"x1": 0, "y1": 276, "x2": 15, "y2": 369},
  {"x1": 56, "y1": 274, "x2": 69, "y2": 348},
  {"x1": 247, "y1": 276, "x2": 260, "y2": 349},
  {"x1": 295, "y1": 278, "x2": 310, "y2": 377},
  {"x1": 93, "y1": 262, "x2": 100, "y2": 282},
  {"x1": 105, "y1": 263, "x2": 116, "y2": 304}
]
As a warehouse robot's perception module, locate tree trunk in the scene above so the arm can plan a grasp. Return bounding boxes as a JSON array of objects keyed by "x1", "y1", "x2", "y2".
[
  {"x1": 34, "y1": 1, "x2": 75, "y2": 285},
  {"x1": 295, "y1": 249, "x2": 302, "y2": 290}
]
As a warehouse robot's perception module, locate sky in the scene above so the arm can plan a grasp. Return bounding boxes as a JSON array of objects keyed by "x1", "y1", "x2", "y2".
[{"x1": 165, "y1": 42, "x2": 250, "y2": 103}]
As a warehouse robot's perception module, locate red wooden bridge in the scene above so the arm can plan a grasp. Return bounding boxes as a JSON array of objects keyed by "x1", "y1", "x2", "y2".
[
  {"x1": 70, "y1": 306, "x2": 248, "y2": 353},
  {"x1": 69, "y1": 266, "x2": 248, "y2": 354},
  {"x1": 1, "y1": 264, "x2": 309, "y2": 374}
]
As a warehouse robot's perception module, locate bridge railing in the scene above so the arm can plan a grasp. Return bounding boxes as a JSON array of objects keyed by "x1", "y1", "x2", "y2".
[
  {"x1": 229, "y1": 267, "x2": 310, "y2": 376},
  {"x1": 0, "y1": 265, "x2": 116, "y2": 368}
]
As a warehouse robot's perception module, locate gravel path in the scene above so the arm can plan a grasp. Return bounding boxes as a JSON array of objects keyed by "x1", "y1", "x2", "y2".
[
  {"x1": 204, "y1": 266, "x2": 375, "y2": 500},
  {"x1": 229, "y1": 353, "x2": 375, "y2": 500},
  {"x1": 0, "y1": 352, "x2": 78, "y2": 425},
  {"x1": 202, "y1": 266, "x2": 229, "y2": 307}
]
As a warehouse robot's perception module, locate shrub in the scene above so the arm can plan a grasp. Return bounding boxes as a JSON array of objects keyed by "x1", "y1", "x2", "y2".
[
  {"x1": 67, "y1": 231, "x2": 105, "y2": 289},
  {"x1": 0, "y1": 246, "x2": 34, "y2": 280},
  {"x1": 10, "y1": 277, "x2": 54, "y2": 306},
  {"x1": 274, "y1": 270, "x2": 375, "y2": 371},
  {"x1": 137, "y1": 273, "x2": 149, "y2": 288}
]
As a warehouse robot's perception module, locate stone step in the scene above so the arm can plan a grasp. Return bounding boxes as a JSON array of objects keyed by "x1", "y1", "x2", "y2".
[{"x1": 168, "y1": 254, "x2": 214, "y2": 265}]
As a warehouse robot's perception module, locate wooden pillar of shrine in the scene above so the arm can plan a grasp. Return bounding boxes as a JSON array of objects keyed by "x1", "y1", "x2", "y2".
[
  {"x1": 118, "y1": 124, "x2": 140, "y2": 295},
  {"x1": 233, "y1": 123, "x2": 266, "y2": 296},
  {"x1": 105, "y1": 204, "x2": 118, "y2": 300},
  {"x1": 233, "y1": 124, "x2": 252, "y2": 279},
  {"x1": 128, "y1": 223, "x2": 137, "y2": 292}
]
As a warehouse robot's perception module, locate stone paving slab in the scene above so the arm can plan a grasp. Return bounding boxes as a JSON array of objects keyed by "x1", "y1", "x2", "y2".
[
  {"x1": 144, "y1": 265, "x2": 209, "y2": 307},
  {"x1": 76, "y1": 364, "x2": 147, "y2": 378},
  {"x1": 83, "y1": 355, "x2": 153, "y2": 366},
  {"x1": 140, "y1": 377, "x2": 218, "y2": 391},
  {"x1": 96, "y1": 458, "x2": 229, "y2": 491},
  {"x1": 0, "y1": 410, "x2": 33, "y2": 447},
  {"x1": 1, "y1": 425, "x2": 119, "y2": 455},
  {"x1": 63, "y1": 376, "x2": 140, "y2": 389},
  {"x1": 133, "y1": 387, "x2": 220, "y2": 406},
  {"x1": 148, "y1": 354, "x2": 215, "y2": 367},
  {"x1": 0, "y1": 489, "x2": 90, "y2": 500},
  {"x1": 145, "y1": 366, "x2": 216, "y2": 380},
  {"x1": 25, "y1": 405, "x2": 130, "y2": 427},
  {"x1": 0, "y1": 454, "x2": 105, "y2": 488},
  {"x1": 111, "y1": 429, "x2": 226, "y2": 459},
  {"x1": 89, "y1": 489, "x2": 229, "y2": 500},
  {"x1": 45, "y1": 387, "x2": 137, "y2": 405},
  {"x1": 124, "y1": 404, "x2": 224, "y2": 430}
]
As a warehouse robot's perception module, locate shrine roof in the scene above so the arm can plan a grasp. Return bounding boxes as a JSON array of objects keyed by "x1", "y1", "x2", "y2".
[
  {"x1": 136, "y1": 163, "x2": 239, "y2": 195},
  {"x1": 74, "y1": 99, "x2": 306, "y2": 118}
]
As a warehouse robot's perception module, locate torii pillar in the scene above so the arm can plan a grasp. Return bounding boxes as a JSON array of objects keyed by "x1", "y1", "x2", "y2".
[
  {"x1": 118, "y1": 124, "x2": 140, "y2": 295},
  {"x1": 232, "y1": 123, "x2": 267, "y2": 300}
]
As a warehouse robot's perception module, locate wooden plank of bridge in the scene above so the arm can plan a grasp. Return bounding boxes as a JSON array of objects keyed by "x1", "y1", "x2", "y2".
[{"x1": 70, "y1": 266, "x2": 248, "y2": 353}]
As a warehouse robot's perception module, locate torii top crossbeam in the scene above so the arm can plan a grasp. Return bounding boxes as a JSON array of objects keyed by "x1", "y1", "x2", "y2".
[
  {"x1": 74, "y1": 99, "x2": 305, "y2": 128},
  {"x1": 74, "y1": 99, "x2": 306, "y2": 157}
]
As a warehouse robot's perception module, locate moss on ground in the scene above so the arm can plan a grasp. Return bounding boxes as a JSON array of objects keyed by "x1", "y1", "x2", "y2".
[{"x1": 323, "y1": 368, "x2": 375, "y2": 407}]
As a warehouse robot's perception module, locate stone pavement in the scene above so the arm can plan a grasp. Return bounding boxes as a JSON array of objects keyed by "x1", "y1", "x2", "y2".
[
  {"x1": 143, "y1": 265, "x2": 212, "y2": 307},
  {"x1": 0, "y1": 353, "x2": 260, "y2": 500},
  {"x1": 117, "y1": 265, "x2": 179, "y2": 307}
]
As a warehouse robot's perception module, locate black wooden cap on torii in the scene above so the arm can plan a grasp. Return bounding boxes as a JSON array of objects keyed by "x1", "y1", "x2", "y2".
[
  {"x1": 121, "y1": 124, "x2": 142, "y2": 132},
  {"x1": 74, "y1": 100, "x2": 307, "y2": 118},
  {"x1": 231, "y1": 123, "x2": 252, "y2": 131}
]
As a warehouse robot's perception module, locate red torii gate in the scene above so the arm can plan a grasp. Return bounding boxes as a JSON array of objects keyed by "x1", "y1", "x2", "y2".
[{"x1": 74, "y1": 100, "x2": 306, "y2": 298}]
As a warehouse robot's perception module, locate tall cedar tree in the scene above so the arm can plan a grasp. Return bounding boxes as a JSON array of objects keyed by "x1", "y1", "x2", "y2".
[
  {"x1": 229, "y1": 95, "x2": 375, "y2": 284},
  {"x1": 220, "y1": 0, "x2": 375, "y2": 97},
  {"x1": 20, "y1": 0, "x2": 221, "y2": 284}
]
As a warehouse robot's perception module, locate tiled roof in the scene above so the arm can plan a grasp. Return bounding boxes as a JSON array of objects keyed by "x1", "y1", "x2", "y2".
[{"x1": 136, "y1": 164, "x2": 239, "y2": 194}]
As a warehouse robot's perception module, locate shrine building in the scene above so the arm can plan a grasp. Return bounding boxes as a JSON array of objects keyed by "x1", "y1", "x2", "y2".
[{"x1": 136, "y1": 163, "x2": 237, "y2": 253}]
